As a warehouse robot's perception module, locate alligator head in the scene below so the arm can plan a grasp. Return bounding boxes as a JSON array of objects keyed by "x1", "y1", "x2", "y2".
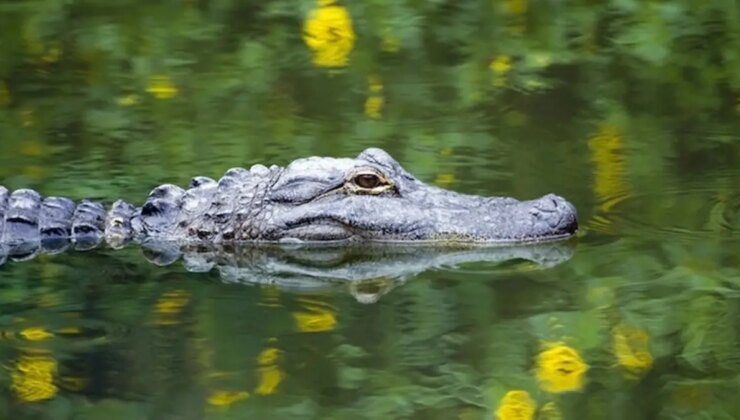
[{"x1": 265, "y1": 148, "x2": 577, "y2": 243}]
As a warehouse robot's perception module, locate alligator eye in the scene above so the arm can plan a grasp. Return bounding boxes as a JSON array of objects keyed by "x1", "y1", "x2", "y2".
[{"x1": 353, "y1": 173, "x2": 382, "y2": 189}]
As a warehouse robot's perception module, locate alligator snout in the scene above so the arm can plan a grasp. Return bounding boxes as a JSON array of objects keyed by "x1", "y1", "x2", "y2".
[{"x1": 529, "y1": 194, "x2": 578, "y2": 236}]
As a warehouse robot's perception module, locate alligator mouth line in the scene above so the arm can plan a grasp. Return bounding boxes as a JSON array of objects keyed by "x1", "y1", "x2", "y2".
[
  {"x1": 374, "y1": 231, "x2": 577, "y2": 245},
  {"x1": 281, "y1": 217, "x2": 575, "y2": 244}
]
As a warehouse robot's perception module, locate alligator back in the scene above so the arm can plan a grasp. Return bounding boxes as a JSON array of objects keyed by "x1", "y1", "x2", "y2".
[
  {"x1": 0, "y1": 186, "x2": 109, "y2": 255},
  {"x1": 0, "y1": 165, "x2": 277, "y2": 258}
]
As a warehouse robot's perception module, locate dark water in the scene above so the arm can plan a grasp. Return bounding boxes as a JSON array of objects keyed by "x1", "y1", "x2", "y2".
[{"x1": 1, "y1": 1, "x2": 740, "y2": 419}]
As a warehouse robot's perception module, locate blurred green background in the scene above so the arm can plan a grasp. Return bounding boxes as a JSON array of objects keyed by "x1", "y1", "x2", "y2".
[{"x1": 1, "y1": 0, "x2": 740, "y2": 418}]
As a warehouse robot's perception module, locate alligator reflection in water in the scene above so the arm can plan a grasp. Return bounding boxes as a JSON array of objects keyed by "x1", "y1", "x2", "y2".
[{"x1": 1, "y1": 241, "x2": 575, "y2": 303}]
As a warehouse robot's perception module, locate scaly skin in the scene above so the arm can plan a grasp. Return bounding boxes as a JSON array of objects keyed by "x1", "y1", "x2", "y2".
[{"x1": 0, "y1": 148, "x2": 578, "y2": 255}]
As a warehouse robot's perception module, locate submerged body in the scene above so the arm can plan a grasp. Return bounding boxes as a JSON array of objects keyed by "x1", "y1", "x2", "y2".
[{"x1": 0, "y1": 148, "x2": 577, "y2": 252}]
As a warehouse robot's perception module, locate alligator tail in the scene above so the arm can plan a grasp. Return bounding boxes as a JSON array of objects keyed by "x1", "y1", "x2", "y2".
[{"x1": 0, "y1": 186, "x2": 139, "y2": 259}]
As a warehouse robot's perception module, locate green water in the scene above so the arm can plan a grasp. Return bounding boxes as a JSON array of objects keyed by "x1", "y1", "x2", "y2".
[{"x1": 1, "y1": 0, "x2": 740, "y2": 418}]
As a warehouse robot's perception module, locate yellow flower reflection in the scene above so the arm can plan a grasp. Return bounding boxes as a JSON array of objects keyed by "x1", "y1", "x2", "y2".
[
  {"x1": 117, "y1": 94, "x2": 140, "y2": 107},
  {"x1": 11, "y1": 355, "x2": 58, "y2": 402},
  {"x1": 364, "y1": 75, "x2": 385, "y2": 119},
  {"x1": 490, "y1": 55, "x2": 512, "y2": 87},
  {"x1": 303, "y1": 1, "x2": 356, "y2": 68},
  {"x1": 588, "y1": 123, "x2": 627, "y2": 212},
  {"x1": 255, "y1": 346, "x2": 284, "y2": 395},
  {"x1": 257, "y1": 347, "x2": 281, "y2": 365},
  {"x1": 535, "y1": 343, "x2": 588, "y2": 393},
  {"x1": 364, "y1": 96, "x2": 384, "y2": 119},
  {"x1": 20, "y1": 327, "x2": 54, "y2": 341},
  {"x1": 495, "y1": 390, "x2": 536, "y2": 420},
  {"x1": 490, "y1": 56, "x2": 513, "y2": 75},
  {"x1": 153, "y1": 289, "x2": 190, "y2": 325},
  {"x1": 612, "y1": 324, "x2": 653, "y2": 377},
  {"x1": 293, "y1": 300, "x2": 337, "y2": 332},
  {"x1": 146, "y1": 75, "x2": 179, "y2": 99},
  {"x1": 208, "y1": 390, "x2": 250, "y2": 407},
  {"x1": 256, "y1": 365, "x2": 283, "y2": 396}
]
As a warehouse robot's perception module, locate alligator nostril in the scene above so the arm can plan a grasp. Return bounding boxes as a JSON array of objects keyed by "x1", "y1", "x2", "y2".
[{"x1": 550, "y1": 198, "x2": 559, "y2": 208}]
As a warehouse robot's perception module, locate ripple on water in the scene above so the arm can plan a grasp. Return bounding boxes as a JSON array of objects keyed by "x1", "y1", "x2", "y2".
[
  {"x1": 434, "y1": 241, "x2": 577, "y2": 276},
  {"x1": 585, "y1": 184, "x2": 739, "y2": 242}
]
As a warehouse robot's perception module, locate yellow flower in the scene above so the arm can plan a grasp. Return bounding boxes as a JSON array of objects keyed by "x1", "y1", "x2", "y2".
[
  {"x1": 490, "y1": 56, "x2": 512, "y2": 87},
  {"x1": 146, "y1": 75, "x2": 179, "y2": 99},
  {"x1": 612, "y1": 324, "x2": 653, "y2": 377},
  {"x1": 303, "y1": 2, "x2": 356, "y2": 68},
  {"x1": 490, "y1": 56, "x2": 513, "y2": 75},
  {"x1": 293, "y1": 307, "x2": 337, "y2": 332},
  {"x1": 255, "y1": 344, "x2": 284, "y2": 395},
  {"x1": 155, "y1": 290, "x2": 189, "y2": 314},
  {"x1": 257, "y1": 347, "x2": 281, "y2": 366},
  {"x1": 588, "y1": 124, "x2": 627, "y2": 212},
  {"x1": 208, "y1": 390, "x2": 250, "y2": 407},
  {"x1": 255, "y1": 365, "x2": 284, "y2": 395},
  {"x1": 364, "y1": 75, "x2": 385, "y2": 119},
  {"x1": 20, "y1": 327, "x2": 54, "y2": 341},
  {"x1": 364, "y1": 95, "x2": 384, "y2": 119},
  {"x1": 0, "y1": 80, "x2": 10, "y2": 106},
  {"x1": 11, "y1": 355, "x2": 58, "y2": 402},
  {"x1": 117, "y1": 94, "x2": 140, "y2": 106},
  {"x1": 535, "y1": 343, "x2": 588, "y2": 393},
  {"x1": 153, "y1": 290, "x2": 190, "y2": 325},
  {"x1": 495, "y1": 390, "x2": 536, "y2": 420}
]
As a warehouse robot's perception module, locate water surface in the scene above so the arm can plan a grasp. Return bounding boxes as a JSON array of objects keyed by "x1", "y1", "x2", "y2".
[{"x1": 1, "y1": 1, "x2": 739, "y2": 418}]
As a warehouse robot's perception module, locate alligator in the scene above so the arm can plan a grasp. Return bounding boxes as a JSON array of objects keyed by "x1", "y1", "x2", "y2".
[{"x1": 0, "y1": 148, "x2": 577, "y2": 260}]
